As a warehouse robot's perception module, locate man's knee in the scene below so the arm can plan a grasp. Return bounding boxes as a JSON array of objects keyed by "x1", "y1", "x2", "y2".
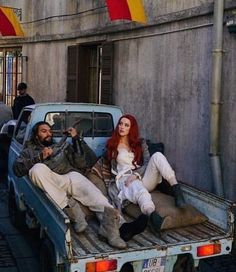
[{"x1": 29, "y1": 163, "x2": 49, "y2": 178}]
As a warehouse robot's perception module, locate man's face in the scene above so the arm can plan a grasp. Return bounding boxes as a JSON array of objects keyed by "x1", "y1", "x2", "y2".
[
  {"x1": 36, "y1": 124, "x2": 53, "y2": 146},
  {"x1": 18, "y1": 88, "x2": 27, "y2": 96}
]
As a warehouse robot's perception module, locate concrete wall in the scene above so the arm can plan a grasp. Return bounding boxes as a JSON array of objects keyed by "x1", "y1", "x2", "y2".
[
  {"x1": 0, "y1": 0, "x2": 236, "y2": 200},
  {"x1": 23, "y1": 42, "x2": 69, "y2": 102},
  {"x1": 113, "y1": 22, "x2": 213, "y2": 192}
]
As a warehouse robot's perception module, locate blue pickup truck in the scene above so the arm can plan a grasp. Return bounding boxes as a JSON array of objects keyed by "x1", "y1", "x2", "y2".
[{"x1": 6, "y1": 103, "x2": 235, "y2": 272}]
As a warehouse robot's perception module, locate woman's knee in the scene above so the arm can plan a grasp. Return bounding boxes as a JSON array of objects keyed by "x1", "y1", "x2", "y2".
[
  {"x1": 137, "y1": 190, "x2": 155, "y2": 214},
  {"x1": 151, "y1": 152, "x2": 166, "y2": 162}
]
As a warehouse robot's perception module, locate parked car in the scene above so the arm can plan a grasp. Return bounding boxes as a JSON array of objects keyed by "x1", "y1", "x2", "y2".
[{"x1": 0, "y1": 120, "x2": 16, "y2": 180}]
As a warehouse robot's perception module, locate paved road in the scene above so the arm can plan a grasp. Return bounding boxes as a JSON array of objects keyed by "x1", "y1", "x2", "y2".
[{"x1": 0, "y1": 180, "x2": 40, "y2": 272}]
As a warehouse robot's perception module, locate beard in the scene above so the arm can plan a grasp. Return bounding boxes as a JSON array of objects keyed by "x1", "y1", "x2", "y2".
[{"x1": 41, "y1": 137, "x2": 53, "y2": 147}]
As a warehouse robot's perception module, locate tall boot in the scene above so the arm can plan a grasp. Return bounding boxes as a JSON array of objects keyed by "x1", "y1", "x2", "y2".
[
  {"x1": 119, "y1": 214, "x2": 149, "y2": 242},
  {"x1": 63, "y1": 198, "x2": 88, "y2": 233},
  {"x1": 98, "y1": 207, "x2": 127, "y2": 249},
  {"x1": 149, "y1": 211, "x2": 164, "y2": 232},
  {"x1": 172, "y1": 184, "x2": 186, "y2": 208}
]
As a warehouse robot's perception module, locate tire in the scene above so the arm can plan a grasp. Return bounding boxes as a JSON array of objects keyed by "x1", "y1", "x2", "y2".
[
  {"x1": 8, "y1": 186, "x2": 27, "y2": 230},
  {"x1": 40, "y1": 238, "x2": 65, "y2": 272},
  {"x1": 173, "y1": 254, "x2": 199, "y2": 272},
  {"x1": 120, "y1": 262, "x2": 134, "y2": 272}
]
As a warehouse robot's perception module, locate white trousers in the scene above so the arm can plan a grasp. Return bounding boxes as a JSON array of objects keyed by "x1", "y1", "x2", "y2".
[
  {"x1": 29, "y1": 163, "x2": 113, "y2": 212},
  {"x1": 117, "y1": 152, "x2": 177, "y2": 214},
  {"x1": 142, "y1": 152, "x2": 177, "y2": 191}
]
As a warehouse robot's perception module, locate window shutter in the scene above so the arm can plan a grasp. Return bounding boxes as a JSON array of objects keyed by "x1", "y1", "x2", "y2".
[
  {"x1": 77, "y1": 45, "x2": 90, "y2": 102},
  {"x1": 66, "y1": 46, "x2": 78, "y2": 102},
  {"x1": 67, "y1": 45, "x2": 91, "y2": 102},
  {"x1": 101, "y1": 42, "x2": 114, "y2": 105}
]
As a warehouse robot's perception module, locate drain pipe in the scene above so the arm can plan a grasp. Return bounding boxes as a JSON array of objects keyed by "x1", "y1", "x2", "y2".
[{"x1": 210, "y1": 0, "x2": 224, "y2": 197}]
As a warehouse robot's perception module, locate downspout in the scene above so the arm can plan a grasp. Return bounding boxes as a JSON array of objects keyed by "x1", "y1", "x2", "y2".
[{"x1": 210, "y1": 0, "x2": 224, "y2": 197}]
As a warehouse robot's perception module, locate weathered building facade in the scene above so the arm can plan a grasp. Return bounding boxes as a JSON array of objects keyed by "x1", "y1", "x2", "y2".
[{"x1": 0, "y1": 0, "x2": 235, "y2": 200}]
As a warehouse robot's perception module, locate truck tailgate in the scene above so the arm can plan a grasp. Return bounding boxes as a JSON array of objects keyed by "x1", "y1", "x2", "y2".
[{"x1": 71, "y1": 218, "x2": 230, "y2": 258}]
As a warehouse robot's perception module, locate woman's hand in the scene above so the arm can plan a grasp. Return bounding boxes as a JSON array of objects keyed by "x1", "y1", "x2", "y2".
[{"x1": 125, "y1": 174, "x2": 137, "y2": 187}]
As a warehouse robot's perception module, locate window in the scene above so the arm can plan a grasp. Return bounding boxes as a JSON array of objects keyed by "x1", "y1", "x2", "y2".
[
  {"x1": 66, "y1": 42, "x2": 114, "y2": 105},
  {"x1": 14, "y1": 110, "x2": 32, "y2": 144},
  {"x1": 45, "y1": 111, "x2": 114, "y2": 138},
  {"x1": 0, "y1": 48, "x2": 27, "y2": 106}
]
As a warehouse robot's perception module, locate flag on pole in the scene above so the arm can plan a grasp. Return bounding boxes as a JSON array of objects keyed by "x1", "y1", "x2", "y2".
[
  {"x1": 0, "y1": 6, "x2": 24, "y2": 36},
  {"x1": 106, "y1": 0, "x2": 147, "y2": 24}
]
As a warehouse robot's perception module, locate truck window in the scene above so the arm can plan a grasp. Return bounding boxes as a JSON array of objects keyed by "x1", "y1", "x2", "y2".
[
  {"x1": 45, "y1": 111, "x2": 114, "y2": 137},
  {"x1": 14, "y1": 110, "x2": 32, "y2": 144}
]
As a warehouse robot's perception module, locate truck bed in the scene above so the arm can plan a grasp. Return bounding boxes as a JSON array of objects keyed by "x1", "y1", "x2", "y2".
[
  {"x1": 69, "y1": 182, "x2": 234, "y2": 262},
  {"x1": 71, "y1": 216, "x2": 228, "y2": 258},
  {"x1": 15, "y1": 177, "x2": 234, "y2": 264}
]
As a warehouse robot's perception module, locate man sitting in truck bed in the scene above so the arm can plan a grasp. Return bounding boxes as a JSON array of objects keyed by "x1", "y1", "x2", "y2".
[{"x1": 13, "y1": 121, "x2": 148, "y2": 249}]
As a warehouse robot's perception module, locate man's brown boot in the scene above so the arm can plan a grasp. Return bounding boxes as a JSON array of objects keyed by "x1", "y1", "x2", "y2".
[
  {"x1": 64, "y1": 198, "x2": 88, "y2": 233},
  {"x1": 98, "y1": 207, "x2": 127, "y2": 249}
]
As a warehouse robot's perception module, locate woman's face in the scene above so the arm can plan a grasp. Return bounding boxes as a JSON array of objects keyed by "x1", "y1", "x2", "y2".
[{"x1": 118, "y1": 117, "x2": 131, "y2": 137}]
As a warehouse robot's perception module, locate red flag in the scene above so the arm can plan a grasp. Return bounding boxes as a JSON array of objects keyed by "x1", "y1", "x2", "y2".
[
  {"x1": 0, "y1": 6, "x2": 24, "y2": 36},
  {"x1": 106, "y1": 0, "x2": 147, "y2": 24}
]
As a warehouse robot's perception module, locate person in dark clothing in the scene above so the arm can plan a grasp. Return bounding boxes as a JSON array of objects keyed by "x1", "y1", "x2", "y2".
[{"x1": 12, "y1": 82, "x2": 35, "y2": 119}]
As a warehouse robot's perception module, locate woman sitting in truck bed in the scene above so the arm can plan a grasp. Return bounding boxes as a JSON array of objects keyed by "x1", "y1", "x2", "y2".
[{"x1": 91, "y1": 114, "x2": 186, "y2": 241}]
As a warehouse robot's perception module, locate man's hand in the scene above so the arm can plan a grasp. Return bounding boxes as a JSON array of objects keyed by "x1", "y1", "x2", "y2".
[
  {"x1": 41, "y1": 147, "x2": 53, "y2": 160},
  {"x1": 65, "y1": 127, "x2": 78, "y2": 138}
]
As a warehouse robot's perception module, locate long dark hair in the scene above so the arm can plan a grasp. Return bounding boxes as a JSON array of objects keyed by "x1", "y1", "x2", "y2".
[{"x1": 31, "y1": 121, "x2": 51, "y2": 143}]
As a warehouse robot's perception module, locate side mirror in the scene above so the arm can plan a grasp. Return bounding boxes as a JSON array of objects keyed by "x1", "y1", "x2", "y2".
[{"x1": 7, "y1": 125, "x2": 15, "y2": 138}]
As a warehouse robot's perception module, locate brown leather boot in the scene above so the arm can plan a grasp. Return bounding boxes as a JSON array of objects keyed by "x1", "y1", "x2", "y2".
[
  {"x1": 98, "y1": 207, "x2": 127, "y2": 249},
  {"x1": 63, "y1": 198, "x2": 88, "y2": 233}
]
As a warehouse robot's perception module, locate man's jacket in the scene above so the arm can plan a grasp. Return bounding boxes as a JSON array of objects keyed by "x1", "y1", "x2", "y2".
[{"x1": 13, "y1": 136, "x2": 97, "y2": 177}]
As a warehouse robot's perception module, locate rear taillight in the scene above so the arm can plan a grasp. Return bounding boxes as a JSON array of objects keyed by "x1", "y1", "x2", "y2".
[
  {"x1": 197, "y1": 243, "x2": 221, "y2": 257},
  {"x1": 86, "y1": 259, "x2": 117, "y2": 272}
]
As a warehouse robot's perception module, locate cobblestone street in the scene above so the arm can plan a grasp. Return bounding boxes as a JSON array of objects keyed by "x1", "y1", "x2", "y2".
[
  {"x1": 0, "y1": 232, "x2": 17, "y2": 271},
  {"x1": 0, "y1": 181, "x2": 40, "y2": 272}
]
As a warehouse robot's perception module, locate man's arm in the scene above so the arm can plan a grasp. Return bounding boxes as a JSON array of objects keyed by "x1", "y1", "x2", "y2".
[
  {"x1": 13, "y1": 147, "x2": 42, "y2": 177},
  {"x1": 70, "y1": 136, "x2": 97, "y2": 169},
  {"x1": 66, "y1": 127, "x2": 98, "y2": 169}
]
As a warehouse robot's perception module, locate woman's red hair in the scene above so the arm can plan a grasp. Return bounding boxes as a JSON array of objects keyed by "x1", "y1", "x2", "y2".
[{"x1": 106, "y1": 114, "x2": 143, "y2": 165}]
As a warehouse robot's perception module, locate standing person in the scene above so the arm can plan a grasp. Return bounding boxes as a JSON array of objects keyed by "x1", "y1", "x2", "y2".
[
  {"x1": 13, "y1": 121, "x2": 146, "y2": 248},
  {"x1": 105, "y1": 114, "x2": 186, "y2": 240},
  {"x1": 12, "y1": 82, "x2": 35, "y2": 119}
]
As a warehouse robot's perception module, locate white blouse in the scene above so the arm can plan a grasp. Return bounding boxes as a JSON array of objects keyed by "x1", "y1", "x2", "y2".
[{"x1": 116, "y1": 148, "x2": 135, "y2": 175}]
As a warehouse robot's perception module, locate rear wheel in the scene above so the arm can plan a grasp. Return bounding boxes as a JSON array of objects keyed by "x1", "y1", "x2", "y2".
[
  {"x1": 40, "y1": 238, "x2": 64, "y2": 272},
  {"x1": 173, "y1": 254, "x2": 199, "y2": 272}
]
